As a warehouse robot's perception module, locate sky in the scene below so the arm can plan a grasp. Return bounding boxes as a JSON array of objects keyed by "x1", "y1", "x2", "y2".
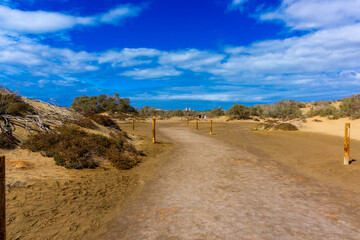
[{"x1": 0, "y1": 0, "x2": 360, "y2": 110}]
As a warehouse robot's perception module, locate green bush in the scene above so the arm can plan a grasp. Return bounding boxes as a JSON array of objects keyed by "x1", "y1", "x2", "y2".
[
  {"x1": 259, "y1": 100, "x2": 302, "y2": 119},
  {"x1": 249, "y1": 106, "x2": 263, "y2": 116},
  {"x1": 138, "y1": 106, "x2": 186, "y2": 118},
  {"x1": 340, "y1": 94, "x2": 360, "y2": 119},
  {"x1": 227, "y1": 104, "x2": 250, "y2": 120},
  {"x1": 22, "y1": 125, "x2": 139, "y2": 170},
  {"x1": 209, "y1": 107, "x2": 225, "y2": 118},
  {"x1": 71, "y1": 94, "x2": 137, "y2": 115},
  {"x1": 307, "y1": 105, "x2": 340, "y2": 119}
]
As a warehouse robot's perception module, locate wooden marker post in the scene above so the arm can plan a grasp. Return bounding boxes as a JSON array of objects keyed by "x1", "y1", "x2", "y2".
[
  {"x1": 132, "y1": 119, "x2": 135, "y2": 131},
  {"x1": 0, "y1": 155, "x2": 5, "y2": 240},
  {"x1": 344, "y1": 123, "x2": 350, "y2": 165},
  {"x1": 196, "y1": 120, "x2": 198, "y2": 130},
  {"x1": 152, "y1": 118, "x2": 156, "y2": 144},
  {"x1": 210, "y1": 120, "x2": 212, "y2": 135}
]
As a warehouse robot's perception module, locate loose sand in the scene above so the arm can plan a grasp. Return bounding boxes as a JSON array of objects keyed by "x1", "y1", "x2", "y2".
[
  {"x1": 103, "y1": 121, "x2": 360, "y2": 239},
  {"x1": 3, "y1": 119, "x2": 360, "y2": 239},
  {"x1": 3, "y1": 121, "x2": 172, "y2": 240},
  {"x1": 299, "y1": 117, "x2": 360, "y2": 141}
]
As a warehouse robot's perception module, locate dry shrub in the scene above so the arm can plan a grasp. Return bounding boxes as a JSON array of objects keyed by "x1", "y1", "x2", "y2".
[
  {"x1": 340, "y1": 94, "x2": 360, "y2": 119},
  {"x1": 273, "y1": 123, "x2": 298, "y2": 131},
  {"x1": 0, "y1": 92, "x2": 35, "y2": 117},
  {"x1": 307, "y1": 104, "x2": 340, "y2": 119},
  {"x1": 259, "y1": 100, "x2": 302, "y2": 119},
  {"x1": 251, "y1": 123, "x2": 274, "y2": 131},
  {"x1": 0, "y1": 133, "x2": 18, "y2": 149},
  {"x1": 85, "y1": 114, "x2": 120, "y2": 130},
  {"x1": 66, "y1": 116, "x2": 98, "y2": 129},
  {"x1": 22, "y1": 125, "x2": 139, "y2": 169},
  {"x1": 252, "y1": 122, "x2": 298, "y2": 131}
]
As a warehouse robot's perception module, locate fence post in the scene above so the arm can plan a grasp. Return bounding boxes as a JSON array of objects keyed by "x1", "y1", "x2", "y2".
[
  {"x1": 0, "y1": 155, "x2": 5, "y2": 240},
  {"x1": 344, "y1": 123, "x2": 350, "y2": 165},
  {"x1": 210, "y1": 120, "x2": 212, "y2": 135},
  {"x1": 196, "y1": 120, "x2": 198, "y2": 130},
  {"x1": 152, "y1": 118, "x2": 156, "y2": 144},
  {"x1": 132, "y1": 119, "x2": 135, "y2": 131}
]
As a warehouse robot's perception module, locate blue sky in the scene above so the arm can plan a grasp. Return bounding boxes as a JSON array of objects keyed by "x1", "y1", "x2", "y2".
[{"x1": 1, "y1": 0, "x2": 360, "y2": 110}]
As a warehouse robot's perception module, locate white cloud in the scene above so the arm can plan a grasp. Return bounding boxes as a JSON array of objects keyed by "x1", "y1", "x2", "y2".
[
  {"x1": 2, "y1": 0, "x2": 360, "y2": 104},
  {"x1": 99, "y1": 48, "x2": 160, "y2": 67},
  {"x1": 229, "y1": 0, "x2": 249, "y2": 9},
  {"x1": 159, "y1": 49, "x2": 225, "y2": 72},
  {"x1": 0, "y1": 4, "x2": 143, "y2": 33},
  {"x1": 214, "y1": 24, "x2": 360, "y2": 78},
  {"x1": 100, "y1": 4, "x2": 142, "y2": 25},
  {"x1": 121, "y1": 66, "x2": 182, "y2": 79},
  {"x1": 261, "y1": 0, "x2": 360, "y2": 30}
]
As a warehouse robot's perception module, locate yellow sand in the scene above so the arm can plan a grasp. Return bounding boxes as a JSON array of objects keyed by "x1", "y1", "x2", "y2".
[{"x1": 299, "y1": 117, "x2": 360, "y2": 141}]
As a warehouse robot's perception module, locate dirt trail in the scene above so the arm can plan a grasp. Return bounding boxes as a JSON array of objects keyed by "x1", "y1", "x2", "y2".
[{"x1": 103, "y1": 124, "x2": 360, "y2": 239}]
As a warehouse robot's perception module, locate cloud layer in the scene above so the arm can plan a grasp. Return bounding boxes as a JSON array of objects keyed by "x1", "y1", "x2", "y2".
[
  {"x1": 0, "y1": 4, "x2": 142, "y2": 33},
  {"x1": 1, "y1": 0, "x2": 360, "y2": 107},
  {"x1": 261, "y1": 0, "x2": 360, "y2": 30}
]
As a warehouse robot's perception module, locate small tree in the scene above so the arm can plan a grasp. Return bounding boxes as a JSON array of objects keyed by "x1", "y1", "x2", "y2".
[
  {"x1": 227, "y1": 104, "x2": 250, "y2": 119},
  {"x1": 209, "y1": 107, "x2": 225, "y2": 118}
]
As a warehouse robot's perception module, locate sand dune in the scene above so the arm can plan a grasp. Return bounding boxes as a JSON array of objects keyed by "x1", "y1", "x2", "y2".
[{"x1": 299, "y1": 117, "x2": 360, "y2": 141}]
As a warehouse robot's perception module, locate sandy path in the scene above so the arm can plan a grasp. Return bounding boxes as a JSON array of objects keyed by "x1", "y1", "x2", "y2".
[{"x1": 103, "y1": 125, "x2": 360, "y2": 239}]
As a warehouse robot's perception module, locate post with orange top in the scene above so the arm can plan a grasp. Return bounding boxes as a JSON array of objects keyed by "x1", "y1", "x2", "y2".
[
  {"x1": 344, "y1": 123, "x2": 350, "y2": 165},
  {"x1": 132, "y1": 119, "x2": 135, "y2": 131},
  {"x1": 152, "y1": 118, "x2": 156, "y2": 144},
  {"x1": 196, "y1": 119, "x2": 198, "y2": 130},
  {"x1": 0, "y1": 155, "x2": 5, "y2": 240},
  {"x1": 210, "y1": 120, "x2": 212, "y2": 135}
]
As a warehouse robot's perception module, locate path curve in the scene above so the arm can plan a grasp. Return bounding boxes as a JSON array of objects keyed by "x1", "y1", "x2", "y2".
[{"x1": 103, "y1": 125, "x2": 360, "y2": 239}]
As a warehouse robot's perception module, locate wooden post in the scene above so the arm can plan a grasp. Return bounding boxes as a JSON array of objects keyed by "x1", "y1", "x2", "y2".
[
  {"x1": 196, "y1": 119, "x2": 198, "y2": 130},
  {"x1": 187, "y1": 119, "x2": 189, "y2": 126},
  {"x1": 132, "y1": 119, "x2": 135, "y2": 131},
  {"x1": 344, "y1": 123, "x2": 350, "y2": 165},
  {"x1": 0, "y1": 155, "x2": 5, "y2": 240},
  {"x1": 152, "y1": 118, "x2": 156, "y2": 144},
  {"x1": 210, "y1": 120, "x2": 212, "y2": 135}
]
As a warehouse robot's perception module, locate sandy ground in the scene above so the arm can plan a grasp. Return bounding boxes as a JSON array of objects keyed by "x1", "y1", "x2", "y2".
[
  {"x1": 102, "y1": 121, "x2": 360, "y2": 239},
  {"x1": 3, "y1": 119, "x2": 360, "y2": 239},
  {"x1": 194, "y1": 120, "x2": 360, "y2": 193},
  {"x1": 3, "y1": 121, "x2": 172, "y2": 240},
  {"x1": 299, "y1": 117, "x2": 360, "y2": 141}
]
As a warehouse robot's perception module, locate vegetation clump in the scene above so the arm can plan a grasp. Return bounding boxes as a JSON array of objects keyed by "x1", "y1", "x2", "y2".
[
  {"x1": 259, "y1": 100, "x2": 302, "y2": 119},
  {"x1": 85, "y1": 114, "x2": 120, "y2": 130},
  {"x1": 22, "y1": 125, "x2": 139, "y2": 170},
  {"x1": 0, "y1": 91, "x2": 35, "y2": 117},
  {"x1": 252, "y1": 122, "x2": 298, "y2": 131},
  {"x1": 209, "y1": 107, "x2": 225, "y2": 118},
  {"x1": 138, "y1": 106, "x2": 185, "y2": 118},
  {"x1": 71, "y1": 94, "x2": 137, "y2": 115},
  {"x1": 273, "y1": 123, "x2": 299, "y2": 131},
  {"x1": 252, "y1": 123, "x2": 275, "y2": 131},
  {"x1": 306, "y1": 100, "x2": 340, "y2": 119},
  {"x1": 0, "y1": 133, "x2": 18, "y2": 149},
  {"x1": 227, "y1": 104, "x2": 250, "y2": 120},
  {"x1": 66, "y1": 116, "x2": 98, "y2": 129},
  {"x1": 340, "y1": 94, "x2": 360, "y2": 119}
]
